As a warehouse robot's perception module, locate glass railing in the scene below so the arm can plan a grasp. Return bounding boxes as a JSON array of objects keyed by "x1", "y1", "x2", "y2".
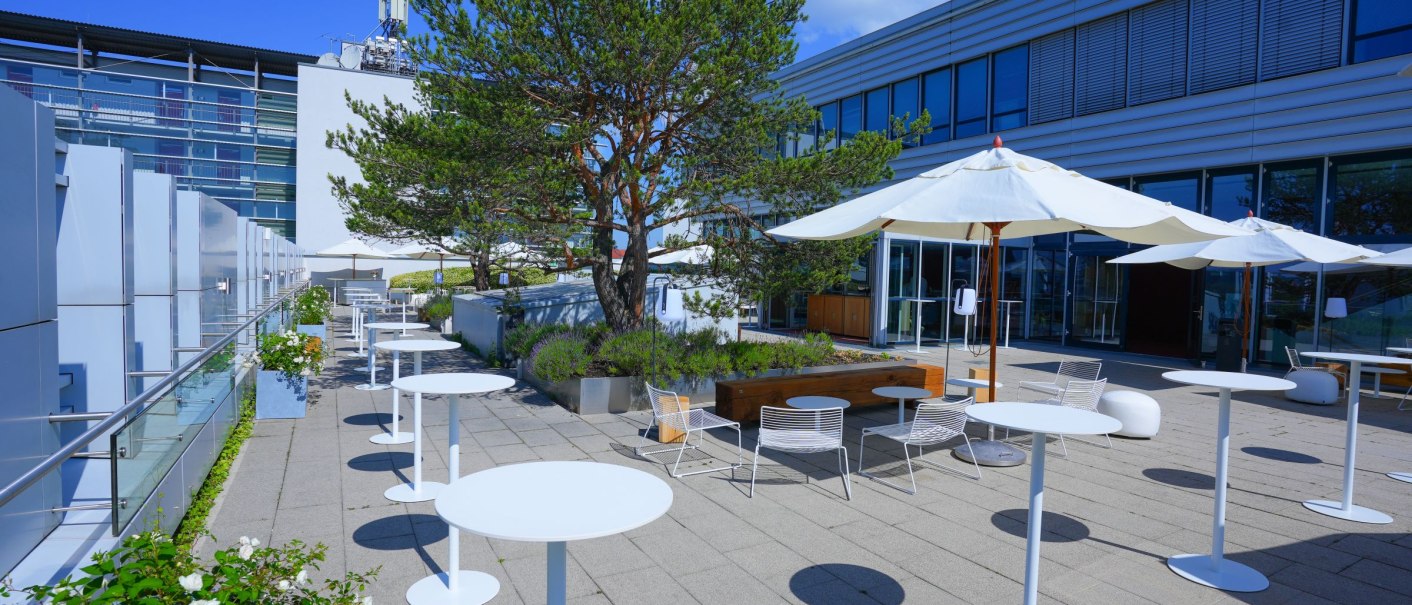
[{"x1": 109, "y1": 296, "x2": 294, "y2": 534}]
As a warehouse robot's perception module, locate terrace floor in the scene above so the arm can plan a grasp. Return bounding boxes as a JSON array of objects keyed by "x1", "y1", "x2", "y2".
[{"x1": 199, "y1": 310, "x2": 1412, "y2": 604}]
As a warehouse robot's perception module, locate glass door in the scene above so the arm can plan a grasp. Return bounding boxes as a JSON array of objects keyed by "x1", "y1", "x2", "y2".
[
  {"x1": 886, "y1": 240, "x2": 919, "y2": 344},
  {"x1": 1029, "y1": 248, "x2": 1066, "y2": 341},
  {"x1": 1070, "y1": 253, "x2": 1123, "y2": 347}
]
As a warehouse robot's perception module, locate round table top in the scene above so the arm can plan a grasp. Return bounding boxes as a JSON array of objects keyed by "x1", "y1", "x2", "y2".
[
  {"x1": 966, "y1": 402, "x2": 1121, "y2": 435},
  {"x1": 392, "y1": 372, "x2": 516, "y2": 395},
  {"x1": 1386, "y1": 347, "x2": 1412, "y2": 355},
  {"x1": 1301, "y1": 351, "x2": 1412, "y2": 365},
  {"x1": 1162, "y1": 370, "x2": 1296, "y2": 392},
  {"x1": 872, "y1": 386, "x2": 933, "y2": 400},
  {"x1": 947, "y1": 377, "x2": 1004, "y2": 389},
  {"x1": 375, "y1": 339, "x2": 461, "y2": 353},
  {"x1": 786, "y1": 396, "x2": 851, "y2": 410},
  {"x1": 364, "y1": 321, "x2": 430, "y2": 331},
  {"x1": 1362, "y1": 366, "x2": 1407, "y2": 374},
  {"x1": 436, "y1": 461, "x2": 672, "y2": 542}
]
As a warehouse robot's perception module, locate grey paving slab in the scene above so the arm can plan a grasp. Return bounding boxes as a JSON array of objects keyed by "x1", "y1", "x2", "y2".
[{"x1": 196, "y1": 313, "x2": 1412, "y2": 604}]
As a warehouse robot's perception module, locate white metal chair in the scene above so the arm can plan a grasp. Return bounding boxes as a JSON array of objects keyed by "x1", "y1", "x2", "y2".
[
  {"x1": 636, "y1": 384, "x2": 742, "y2": 478},
  {"x1": 859, "y1": 398, "x2": 980, "y2": 494},
  {"x1": 1285, "y1": 346, "x2": 1345, "y2": 381},
  {"x1": 1045, "y1": 378, "x2": 1110, "y2": 457},
  {"x1": 751, "y1": 406, "x2": 851, "y2": 500},
  {"x1": 1018, "y1": 360, "x2": 1102, "y2": 399}
]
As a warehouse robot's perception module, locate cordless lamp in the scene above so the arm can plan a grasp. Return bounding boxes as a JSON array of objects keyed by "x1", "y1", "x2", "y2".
[{"x1": 1324, "y1": 297, "x2": 1347, "y2": 351}]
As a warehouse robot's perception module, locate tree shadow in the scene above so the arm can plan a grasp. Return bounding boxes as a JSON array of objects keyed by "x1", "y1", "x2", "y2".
[
  {"x1": 1241, "y1": 446, "x2": 1321, "y2": 464},
  {"x1": 1142, "y1": 467, "x2": 1216, "y2": 490},
  {"x1": 790, "y1": 563, "x2": 904, "y2": 605}
]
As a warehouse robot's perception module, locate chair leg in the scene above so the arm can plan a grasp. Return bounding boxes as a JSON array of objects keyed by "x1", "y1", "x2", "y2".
[
  {"x1": 962, "y1": 436, "x2": 983, "y2": 480},
  {"x1": 838, "y1": 446, "x2": 852, "y2": 501},
  {"x1": 1056, "y1": 434, "x2": 1069, "y2": 458},
  {"x1": 671, "y1": 425, "x2": 747, "y2": 478},
  {"x1": 903, "y1": 444, "x2": 917, "y2": 495},
  {"x1": 1399, "y1": 386, "x2": 1412, "y2": 411},
  {"x1": 749, "y1": 445, "x2": 760, "y2": 498},
  {"x1": 670, "y1": 429, "x2": 693, "y2": 478}
]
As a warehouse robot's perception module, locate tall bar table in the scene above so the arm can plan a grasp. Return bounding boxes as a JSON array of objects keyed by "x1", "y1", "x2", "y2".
[
  {"x1": 396, "y1": 372, "x2": 516, "y2": 605},
  {"x1": 371, "y1": 339, "x2": 459, "y2": 447},
  {"x1": 356, "y1": 321, "x2": 427, "y2": 391},
  {"x1": 1299, "y1": 351, "x2": 1412, "y2": 523},
  {"x1": 1161, "y1": 371, "x2": 1294, "y2": 592},
  {"x1": 966, "y1": 402, "x2": 1120, "y2": 605}
]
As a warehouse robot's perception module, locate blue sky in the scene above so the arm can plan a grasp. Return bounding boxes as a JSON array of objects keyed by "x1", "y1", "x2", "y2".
[{"x1": 4, "y1": 0, "x2": 945, "y2": 64}]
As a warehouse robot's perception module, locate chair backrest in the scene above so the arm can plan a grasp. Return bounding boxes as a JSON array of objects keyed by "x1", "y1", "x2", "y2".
[
  {"x1": 908, "y1": 398, "x2": 972, "y2": 444},
  {"x1": 1057, "y1": 378, "x2": 1107, "y2": 412},
  {"x1": 645, "y1": 383, "x2": 687, "y2": 429},
  {"x1": 1056, "y1": 360, "x2": 1102, "y2": 385},
  {"x1": 1285, "y1": 346, "x2": 1304, "y2": 370},
  {"x1": 759, "y1": 406, "x2": 843, "y2": 453}
]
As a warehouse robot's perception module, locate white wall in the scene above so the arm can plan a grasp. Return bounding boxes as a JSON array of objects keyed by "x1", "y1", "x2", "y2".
[{"x1": 294, "y1": 64, "x2": 444, "y2": 280}]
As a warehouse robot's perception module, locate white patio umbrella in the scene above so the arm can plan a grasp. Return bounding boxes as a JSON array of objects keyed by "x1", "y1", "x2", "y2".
[
  {"x1": 391, "y1": 241, "x2": 466, "y2": 272},
  {"x1": 315, "y1": 238, "x2": 392, "y2": 278},
  {"x1": 649, "y1": 244, "x2": 713, "y2": 265},
  {"x1": 1110, "y1": 214, "x2": 1380, "y2": 364},
  {"x1": 768, "y1": 138, "x2": 1247, "y2": 405},
  {"x1": 1359, "y1": 245, "x2": 1412, "y2": 267}
]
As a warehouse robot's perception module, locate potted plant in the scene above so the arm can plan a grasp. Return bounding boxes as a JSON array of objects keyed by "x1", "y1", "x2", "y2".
[
  {"x1": 254, "y1": 330, "x2": 325, "y2": 419},
  {"x1": 292, "y1": 286, "x2": 333, "y2": 344},
  {"x1": 422, "y1": 294, "x2": 454, "y2": 334}
]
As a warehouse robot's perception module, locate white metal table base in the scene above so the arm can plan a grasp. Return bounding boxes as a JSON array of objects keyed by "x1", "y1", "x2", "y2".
[
  {"x1": 404, "y1": 571, "x2": 498, "y2": 605},
  {"x1": 355, "y1": 325, "x2": 391, "y2": 391},
  {"x1": 369, "y1": 348, "x2": 412, "y2": 444},
  {"x1": 1020, "y1": 432, "x2": 1048, "y2": 605},
  {"x1": 1166, "y1": 386, "x2": 1269, "y2": 592},
  {"x1": 409, "y1": 393, "x2": 485, "y2": 603},
  {"x1": 1302, "y1": 360, "x2": 1393, "y2": 524},
  {"x1": 385, "y1": 389, "x2": 446, "y2": 503},
  {"x1": 1386, "y1": 472, "x2": 1412, "y2": 484}
]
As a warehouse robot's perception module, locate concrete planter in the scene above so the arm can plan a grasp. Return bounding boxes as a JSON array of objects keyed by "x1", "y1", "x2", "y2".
[
  {"x1": 523, "y1": 359, "x2": 910, "y2": 415},
  {"x1": 296, "y1": 324, "x2": 327, "y2": 342},
  {"x1": 255, "y1": 370, "x2": 308, "y2": 419}
]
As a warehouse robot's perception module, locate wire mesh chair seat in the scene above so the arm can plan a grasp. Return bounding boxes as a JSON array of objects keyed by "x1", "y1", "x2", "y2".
[
  {"x1": 1012, "y1": 378, "x2": 1110, "y2": 458},
  {"x1": 1285, "y1": 346, "x2": 1346, "y2": 381},
  {"x1": 751, "y1": 406, "x2": 851, "y2": 500},
  {"x1": 1018, "y1": 360, "x2": 1102, "y2": 399},
  {"x1": 859, "y1": 398, "x2": 980, "y2": 494},
  {"x1": 636, "y1": 384, "x2": 742, "y2": 478}
]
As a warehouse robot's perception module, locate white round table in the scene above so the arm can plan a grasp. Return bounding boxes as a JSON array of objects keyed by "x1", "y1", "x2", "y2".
[
  {"x1": 397, "y1": 373, "x2": 517, "y2": 605},
  {"x1": 371, "y1": 339, "x2": 460, "y2": 447},
  {"x1": 785, "y1": 396, "x2": 850, "y2": 410},
  {"x1": 1300, "y1": 351, "x2": 1412, "y2": 524},
  {"x1": 434, "y1": 461, "x2": 672, "y2": 605},
  {"x1": 387, "y1": 373, "x2": 514, "y2": 506},
  {"x1": 947, "y1": 377, "x2": 1004, "y2": 400},
  {"x1": 1161, "y1": 371, "x2": 1295, "y2": 592},
  {"x1": 1380, "y1": 349, "x2": 1412, "y2": 484},
  {"x1": 871, "y1": 386, "x2": 931, "y2": 424},
  {"x1": 966, "y1": 402, "x2": 1120, "y2": 605},
  {"x1": 1386, "y1": 346, "x2": 1412, "y2": 355},
  {"x1": 356, "y1": 321, "x2": 429, "y2": 391}
]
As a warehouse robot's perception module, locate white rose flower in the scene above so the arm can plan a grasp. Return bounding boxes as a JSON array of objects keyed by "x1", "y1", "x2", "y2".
[
  {"x1": 296, "y1": 568, "x2": 309, "y2": 585},
  {"x1": 238, "y1": 536, "x2": 252, "y2": 546},
  {"x1": 178, "y1": 572, "x2": 203, "y2": 593},
  {"x1": 238, "y1": 544, "x2": 254, "y2": 560},
  {"x1": 190, "y1": 600, "x2": 220, "y2": 605},
  {"x1": 277, "y1": 579, "x2": 291, "y2": 591},
  {"x1": 250, "y1": 537, "x2": 260, "y2": 547},
  {"x1": 361, "y1": 597, "x2": 373, "y2": 605}
]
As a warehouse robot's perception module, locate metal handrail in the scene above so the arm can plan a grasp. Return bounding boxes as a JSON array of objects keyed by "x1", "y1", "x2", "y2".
[{"x1": 0, "y1": 281, "x2": 308, "y2": 511}]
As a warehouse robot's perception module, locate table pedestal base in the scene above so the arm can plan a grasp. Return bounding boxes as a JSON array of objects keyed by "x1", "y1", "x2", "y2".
[
  {"x1": 354, "y1": 383, "x2": 390, "y2": 391},
  {"x1": 385, "y1": 481, "x2": 445, "y2": 503},
  {"x1": 405, "y1": 571, "x2": 499, "y2": 605},
  {"x1": 1387, "y1": 472, "x2": 1412, "y2": 484},
  {"x1": 953, "y1": 440, "x2": 1027, "y2": 467},
  {"x1": 1302, "y1": 499, "x2": 1392, "y2": 524},
  {"x1": 1167, "y1": 554, "x2": 1268, "y2": 592},
  {"x1": 369, "y1": 431, "x2": 412, "y2": 445}
]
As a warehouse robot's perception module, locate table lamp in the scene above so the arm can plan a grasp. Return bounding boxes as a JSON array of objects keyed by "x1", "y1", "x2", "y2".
[{"x1": 1324, "y1": 297, "x2": 1347, "y2": 350}]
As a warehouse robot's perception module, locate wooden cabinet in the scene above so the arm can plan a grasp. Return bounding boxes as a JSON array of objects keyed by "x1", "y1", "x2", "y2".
[{"x1": 804, "y1": 294, "x2": 872, "y2": 340}]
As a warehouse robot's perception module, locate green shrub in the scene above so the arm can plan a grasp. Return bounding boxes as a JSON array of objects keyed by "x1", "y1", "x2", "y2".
[
  {"x1": 532, "y1": 335, "x2": 589, "y2": 382},
  {"x1": 423, "y1": 295, "x2": 453, "y2": 323},
  {"x1": 390, "y1": 267, "x2": 476, "y2": 292},
  {"x1": 597, "y1": 329, "x2": 681, "y2": 378},
  {"x1": 491, "y1": 266, "x2": 557, "y2": 288},
  {"x1": 504, "y1": 323, "x2": 572, "y2": 360},
  {"x1": 726, "y1": 341, "x2": 774, "y2": 376},
  {"x1": 291, "y1": 286, "x2": 332, "y2": 325}
]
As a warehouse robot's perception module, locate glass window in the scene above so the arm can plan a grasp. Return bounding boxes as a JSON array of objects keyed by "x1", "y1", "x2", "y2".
[
  {"x1": 839, "y1": 94, "x2": 863, "y2": 142},
  {"x1": 6, "y1": 64, "x2": 33, "y2": 98},
  {"x1": 817, "y1": 102, "x2": 839, "y2": 151},
  {"x1": 156, "y1": 139, "x2": 186, "y2": 176},
  {"x1": 1205, "y1": 167, "x2": 1257, "y2": 221},
  {"x1": 955, "y1": 57, "x2": 988, "y2": 139},
  {"x1": 864, "y1": 86, "x2": 889, "y2": 134},
  {"x1": 217, "y1": 89, "x2": 242, "y2": 132},
  {"x1": 1135, "y1": 173, "x2": 1201, "y2": 213},
  {"x1": 1262, "y1": 160, "x2": 1321, "y2": 233},
  {"x1": 891, "y1": 77, "x2": 919, "y2": 145},
  {"x1": 159, "y1": 83, "x2": 186, "y2": 127},
  {"x1": 1254, "y1": 262, "x2": 1317, "y2": 363},
  {"x1": 1029, "y1": 248, "x2": 1066, "y2": 340},
  {"x1": 796, "y1": 120, "x2": 816, "y2": 156},
  {"x1": 991, "y1": 45, "x2": 1028, "y2": 132},
  {"x1": 1350, "y1": 0, "x2": 1412, "y2": 63},
  {"x1": 1327, "y1": 151, "x2": 1412, "y2": 239},
  {"x1": 921, "y1": 68, "x2": 952, "y2": 145},
  {"x1": 217, "y1": 144, "x2": 240, "y2": 180}
]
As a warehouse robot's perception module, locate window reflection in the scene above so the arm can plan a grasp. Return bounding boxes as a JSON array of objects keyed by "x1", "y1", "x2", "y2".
[
  {"x1": 1135, "y1": 173, "x2": 1200, "y2": 213},
  {"x1": 1262, "y1": 161, "x2": 1321, "y2": 233},
  {"x1": 1205, "y1": 168, "x2": 1256, "y2": 221},
  {"x1": 955, "y1": 57, "x2": 988, "y2": 139},
  {"x1": 1328, "y1": 154, "x2": 1412, "y2": 239},
  {"x1": 921, "y1": 68, "x2": 952, "y2": 145}
]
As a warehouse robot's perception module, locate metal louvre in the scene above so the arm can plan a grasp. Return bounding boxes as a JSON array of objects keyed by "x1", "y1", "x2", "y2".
[
  {"x1": 1259, "y1": 0, "x2": 1344, "y2": 81},
  {"x1": 1128, "y1": 0, "x2": 1190, "y2": 106},
  {"x1": 1075, "y1": 13, "x2": 1129, "y2": 116},
  {"x1": 1189, "y1": 0, "x2": 1260, "y2": 94},
  {"x1": 1029, "y1": 28, "x2": 1075, "y2": 124}
]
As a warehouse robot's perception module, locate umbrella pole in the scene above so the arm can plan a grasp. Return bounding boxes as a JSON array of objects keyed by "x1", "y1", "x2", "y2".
[
  {"x1": 352, "y1": 255, "x2": 358, "y2": 280},
  {"x1": 987, "y1": 224, "x2": 1006, "y2": 399},
  {"x1": 953, "y1": 222, "x2": 1026, "y2": 468},
  {"x1": 1242, "y1": 263, "x2": 1252, "y2": 370}
]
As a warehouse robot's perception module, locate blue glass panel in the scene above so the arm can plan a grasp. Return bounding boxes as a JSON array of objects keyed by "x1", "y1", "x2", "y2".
[
  {"x1": 864, "y1": 86, "x2": 889, "y2": 133},
  {"x1": 991, "y1": 45, "x2": 1028, "y2": 131},
  {"x1": 839, "y1": 94, "x2": 862, "y2": 141},
  {"x1": 891, "y1": 77, "x2": 919, "y2": 145},
  {"x1": 817, "y1": 102, "x2": 839, "y2": 150},
  {"x1": 921, "y1": 68, "x2": 951, "y2": 145},
  {"x1": 955, "y1": 57, "x2": 988, "y2": 139}
]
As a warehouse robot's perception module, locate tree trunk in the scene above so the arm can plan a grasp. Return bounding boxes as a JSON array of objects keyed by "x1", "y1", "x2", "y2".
[
  {"x1": 473, "y1": 248, "x2": 492, "y2": 291},
  {"x1": 589, "y1": 222, "x2": 648, "y2": 332}
]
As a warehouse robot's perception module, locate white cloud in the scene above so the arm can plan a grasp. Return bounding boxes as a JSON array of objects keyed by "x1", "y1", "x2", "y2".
[{"x1": 797, "y1": 0, "x2": 949, "y2": 46}]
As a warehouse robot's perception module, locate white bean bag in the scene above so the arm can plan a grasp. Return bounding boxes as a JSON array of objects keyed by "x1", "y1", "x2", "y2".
[
  {"x1": 1096, "y1": 391, "x2": 1161, "y2": 438},
  {"x1": 1285, "y1": 370, "x2": 1339, "y2": 405}
]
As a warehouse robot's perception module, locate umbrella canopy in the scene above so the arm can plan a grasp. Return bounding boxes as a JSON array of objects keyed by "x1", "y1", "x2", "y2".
[
  {"x1": 315, "y1": 238, "x2": 392, "y2": 279},
  {"x1": 649, "y1": 244, "x2": 713, "y2": 265},
  {"x1": 1109, "y1": 214, "x2": 1379, "y2": 363},
  {"x1": 390, "y1": 242, "x2": 467, "y2": 260},
  {"x1": 1359, "y1": 245, "x2": 1412, "y2": 267},
  {"x1": 766, "y1": 138, "x2": 1246, "y2": 427}
]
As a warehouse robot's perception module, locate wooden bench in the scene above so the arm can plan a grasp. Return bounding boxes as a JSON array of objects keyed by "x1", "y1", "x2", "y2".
[{"x1": 715, "y1": 363, "x2": 947, "y2": 424}]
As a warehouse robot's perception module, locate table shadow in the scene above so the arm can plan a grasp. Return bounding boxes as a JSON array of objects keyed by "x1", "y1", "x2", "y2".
[
  {"x1": 1241, "y1": 446, "x2": 1321, "y2": 464},
  {"x1": 351, "y1": 513, "x2": 446, "y2": 577},
  {"x1": 1142, "y1": 467, "x2": 1216, "y2": 490},
  {"x1": 790, "y1": 563, "x2": 904, "y2": 605}
]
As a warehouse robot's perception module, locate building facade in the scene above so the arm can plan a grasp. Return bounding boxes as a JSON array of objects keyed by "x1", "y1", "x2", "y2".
[
  {"x1": 0, "y1": 11, "x2": 305, "y2": 238},
  {"x1": 766, "y1": 0, "x2": 1412, "y2": 365}
]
